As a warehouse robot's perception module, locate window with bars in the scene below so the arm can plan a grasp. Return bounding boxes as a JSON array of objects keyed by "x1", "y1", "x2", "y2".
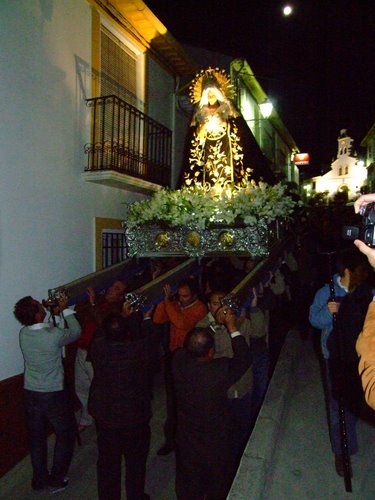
[{"x1": 102, "y1": 230, "x2": 127, "y2": 269}]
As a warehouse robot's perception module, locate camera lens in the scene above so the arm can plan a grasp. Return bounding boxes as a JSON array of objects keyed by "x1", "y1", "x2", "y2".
[{"x1": 364, "y1": 225, "x2": 375, "y2": 248}]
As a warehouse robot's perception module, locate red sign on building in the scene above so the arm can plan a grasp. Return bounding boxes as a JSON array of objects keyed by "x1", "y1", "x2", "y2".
[{"x1": 293, "y1": 153, "x2": 310, "y2": 165}]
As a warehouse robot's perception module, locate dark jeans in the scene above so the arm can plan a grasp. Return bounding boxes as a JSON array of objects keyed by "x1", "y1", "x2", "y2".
[
  {"x1": 24, "y1": 388, "x2": 76, "y2": 486},
  {"x1": 96, "y1": 421, "x2": 150, "y2": 500}
]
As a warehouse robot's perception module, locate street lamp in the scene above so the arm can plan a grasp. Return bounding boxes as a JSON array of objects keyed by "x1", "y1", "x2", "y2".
[{"x1": 259, "y1": 99, "x2": 273, "y2": 119}]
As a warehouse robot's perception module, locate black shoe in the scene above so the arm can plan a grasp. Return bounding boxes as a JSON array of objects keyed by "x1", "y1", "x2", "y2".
[
  {"x1": 49, "y1": 477, "x2": 69, "y2": 494},
  {"x1": 157, "y1": 442, "x2": 175, "y2": 456}
]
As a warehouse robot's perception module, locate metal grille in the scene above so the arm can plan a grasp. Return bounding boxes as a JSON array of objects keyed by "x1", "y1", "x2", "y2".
[
  {"x1": 85, "y1": 94, "x2": 172, "y2": 186},
  {"x1": 102, "y1": 231, "x2": 127, "y2": 269}
]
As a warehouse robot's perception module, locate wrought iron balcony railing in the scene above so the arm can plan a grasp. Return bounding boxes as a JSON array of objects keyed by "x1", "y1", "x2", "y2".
[{"x1": 85, "y1": 95, "x2": 172, "y2": 187}]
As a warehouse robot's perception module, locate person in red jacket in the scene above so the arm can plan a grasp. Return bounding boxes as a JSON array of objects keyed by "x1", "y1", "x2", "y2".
[{"x1": 153, "y1": 278, "x2": 207, "y2": 455}]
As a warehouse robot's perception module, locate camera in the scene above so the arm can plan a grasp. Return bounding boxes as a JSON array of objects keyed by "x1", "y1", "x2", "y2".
[
  {"x1": 124, "y1": 292, "x2": 147, "y2": 312},
  {"x1": 220, "y1": 293, "x2": 241, "y2": 314},
  {"x1": 42, "y1": 289, "x2": 67, "y2": 310},
  {"x1": 342, "y1": 202, "x2": 375, "y2": 247}
]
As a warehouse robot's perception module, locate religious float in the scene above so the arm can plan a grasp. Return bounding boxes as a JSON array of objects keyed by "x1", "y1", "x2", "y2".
[
  {"x1": 123, "y1": 68, "x2": 299, "y2": 258},
  {"x1": 123, "y1": 180, "x2": 297, "y2": 258}
]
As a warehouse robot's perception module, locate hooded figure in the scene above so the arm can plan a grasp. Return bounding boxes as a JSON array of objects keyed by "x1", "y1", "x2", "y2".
[
  {"x1": 179, "y1": 67, "x2": 275, "y2": 188},
  {"x1": 181, "y1": 68, "x2": 246, "y2": 189}
]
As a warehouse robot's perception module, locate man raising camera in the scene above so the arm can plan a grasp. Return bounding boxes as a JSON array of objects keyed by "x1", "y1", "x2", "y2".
[{"x1": 14, "y1": 293, "x2": 81, "y2": 493}]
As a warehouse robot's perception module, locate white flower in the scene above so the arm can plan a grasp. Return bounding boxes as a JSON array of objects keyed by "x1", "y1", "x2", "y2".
[{"x1": 125, "y1": 179, "x2": 298, "y2": 228}]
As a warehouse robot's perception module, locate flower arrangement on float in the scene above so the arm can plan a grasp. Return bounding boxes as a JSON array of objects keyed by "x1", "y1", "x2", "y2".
[
  {"x1": 123, "y1": 180, "x2": 298, "y2": 258},
  {"x1": 126, "y1": 181, "x2": 296, "y2": 229}
]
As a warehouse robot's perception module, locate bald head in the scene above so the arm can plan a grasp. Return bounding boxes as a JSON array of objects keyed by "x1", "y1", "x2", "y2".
[{"x1": 185, "y1": 327, "x2": 214, "y2": 358}]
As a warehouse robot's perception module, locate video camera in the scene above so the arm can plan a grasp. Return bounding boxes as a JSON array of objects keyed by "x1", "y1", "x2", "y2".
[
  {"x1": 42, "y1": 289, "x2": 68, "y2": 310},
  {"x1": 124, "y1": 292, "x2": 147, "y2": 312},
  {"x1": 220, "y1": 293, "x2": 241, "y2": 314},
  {"x1": 342, "y1": 202, "x2": 375, "y2": 248}
]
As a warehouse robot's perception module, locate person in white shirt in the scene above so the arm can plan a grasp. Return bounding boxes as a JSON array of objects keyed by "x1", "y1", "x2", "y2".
[{"x1": 14, "y1": 294, "x2": 81, "y2": 493}]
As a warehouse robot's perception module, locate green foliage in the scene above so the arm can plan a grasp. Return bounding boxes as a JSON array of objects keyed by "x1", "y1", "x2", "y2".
[{"x1": 125, "y1": 181, "x2": 300, "y2": 229}]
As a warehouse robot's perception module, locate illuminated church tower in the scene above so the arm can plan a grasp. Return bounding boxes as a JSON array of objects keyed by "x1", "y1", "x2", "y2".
[
  {"x1": 337, "y1": 128, "x2": 353, "y2": 160},
  {"x1": 313, "y1": 129, "x2": 367, "y2": 199}
]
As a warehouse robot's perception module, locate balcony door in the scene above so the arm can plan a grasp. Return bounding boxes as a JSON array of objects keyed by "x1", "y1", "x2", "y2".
[
  {"x1": 100, "y1": 25, "x2": 140, "y2": 107},
  {"x1": 97, "y1": 23, "x2": 146, "y2": 171}
]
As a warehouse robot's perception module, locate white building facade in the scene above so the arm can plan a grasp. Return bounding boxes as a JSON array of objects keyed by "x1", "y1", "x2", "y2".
[
  {"x1": 305, "y1": 130, "x2": 367, "y2": 199},
  {"x1": 0, "y1": 0, "x2": 193, "y2": 382}
]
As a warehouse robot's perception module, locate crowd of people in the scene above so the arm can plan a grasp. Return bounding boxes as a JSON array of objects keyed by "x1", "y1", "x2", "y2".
[{"x1": 13, "y1": 192, "x2": 375, "y2": 499}]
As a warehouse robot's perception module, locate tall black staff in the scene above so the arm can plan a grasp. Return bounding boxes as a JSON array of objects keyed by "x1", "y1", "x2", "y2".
[{"x1": 326, "y1": 251, "x2": 352, "y2": 492}]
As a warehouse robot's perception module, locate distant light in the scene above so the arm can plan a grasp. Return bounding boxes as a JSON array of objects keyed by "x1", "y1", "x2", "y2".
[
  {"x1": 283, "y1": 5, "x2": 293, "y2": 16},
  {"x1": 357, "y1": 160, "x2": 364, "y2": 168}
]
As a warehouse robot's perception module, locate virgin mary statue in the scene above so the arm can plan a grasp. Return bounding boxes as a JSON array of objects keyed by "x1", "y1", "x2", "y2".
[{"x1": 181, "y1": 67, "x2": 249, "y2": 189}]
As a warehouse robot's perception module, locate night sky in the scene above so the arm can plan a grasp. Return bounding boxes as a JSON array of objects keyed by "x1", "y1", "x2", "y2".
[{"x1": 145, "y1": 0, "x2": 375, "y2": 176}]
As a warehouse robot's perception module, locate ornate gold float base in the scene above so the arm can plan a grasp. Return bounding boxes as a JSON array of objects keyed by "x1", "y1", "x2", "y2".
[{"x1": 124, "y1": 222, "x2": 273, "y2": 258}]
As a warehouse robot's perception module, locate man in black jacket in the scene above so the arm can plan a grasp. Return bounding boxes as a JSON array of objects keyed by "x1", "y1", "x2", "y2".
[
  {"x1": 172, "y1": 306, "x2": 251, "y2": 500},
  {"x1": 88, "y1": 309, "x2": 152, "y2": 500}
]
